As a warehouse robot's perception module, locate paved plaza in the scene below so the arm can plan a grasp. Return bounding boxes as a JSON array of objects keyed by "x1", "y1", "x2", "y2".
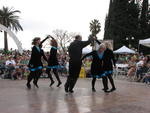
[{"x1": 0, "y1": 78, "x2": 150, "y2": 113}]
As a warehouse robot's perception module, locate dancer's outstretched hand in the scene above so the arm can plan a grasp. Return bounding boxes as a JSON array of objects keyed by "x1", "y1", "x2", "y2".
[{"x1": 47, "y1": 35, "x2": 54, "y2": 40}]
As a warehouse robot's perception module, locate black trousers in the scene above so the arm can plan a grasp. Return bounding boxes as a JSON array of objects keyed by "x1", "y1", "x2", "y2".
[
  {"x1": 46, "y1": 68, "x2": 61, "y2": 83},
  {"x1": 102, "y1": 74, "x2": 115, "y2": 89},
  {"x1": 27, "y1": 69, "x2": 42, "y2": 85},
  {"x1": 102, "y1": 76, "x2": 108, "y2": 90},
  {"x1": 92, "y1": 77, "x2": 96, "y2": 89},
  {"x1": 92, "y1": 72, "x2": 104, "y2": 89},
  {"x1": 65, "y1": 60, "x2": 82, "y2": 91}
]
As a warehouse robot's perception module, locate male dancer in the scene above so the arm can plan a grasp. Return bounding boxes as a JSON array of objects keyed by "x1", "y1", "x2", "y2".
[{"x1": 64, "y1": 35, "x2": 94, "y2": 93}]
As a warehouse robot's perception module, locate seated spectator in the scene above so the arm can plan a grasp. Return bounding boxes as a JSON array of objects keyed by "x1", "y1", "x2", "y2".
[
  {"x1": 127, "y1": 66, "x2": 136, "y2": 77},
  {"x1": 0, "y1": 55, "x2": 6, "y2": 77},
  {"x1": 127, "y1": 57, "x2": 136, "y2": 78},
  {"x1": 136, "y1": 59, "x2": 144, "y2": 67},
  {"x1": 5, "y1": 56, "x2": 16, "y2": 66},
  {"x1": 136, "y1": 63, "x2": 149, "y2": 82},
  {"x1": 5, "y1": 56, "x2": 16, "y2": 79},
  {"x1": 142, "y1": 72, "x2": 150, "y2": 84},
  {"x1": 83, "y1": 58, "x2": 92, "y2": 77},
  {"x1": 19, "y1": 56, "x2": 30, "y2": 79},
  {"x1": 12, "y1": 68, "x2": 22, "y2": 80}
]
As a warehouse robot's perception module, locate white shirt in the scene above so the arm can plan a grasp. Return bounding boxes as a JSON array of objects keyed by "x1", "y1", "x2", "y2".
[
  {"x1": 136, "y1": 60, "x2": 144, "y2": 67},
  {"x1": 5, "y1": 60, "x2": 16, "y2": 66}
]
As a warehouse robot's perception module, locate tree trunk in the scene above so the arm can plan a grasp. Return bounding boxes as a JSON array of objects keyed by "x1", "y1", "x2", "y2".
[{"x1": 4, "y1": 31, "x2": 8, "y2": 51}]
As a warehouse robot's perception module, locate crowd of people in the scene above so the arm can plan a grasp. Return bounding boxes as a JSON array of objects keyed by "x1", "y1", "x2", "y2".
[
  {"x1": 0, "y1": 49, "x2": 68, "y2": 80},
  {"x1": 117, "y1": 54, "x2": 150, "y2": 83},
  {"x1": 0, "y1": 51, "x2": 30, "y2": 79}
]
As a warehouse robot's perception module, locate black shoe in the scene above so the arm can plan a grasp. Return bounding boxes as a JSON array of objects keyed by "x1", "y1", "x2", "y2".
[
  {"x1": 26, "y1": 83, "x2": 31, "y2": 89},
  {"x1": 64, "y1": 84, "x2": 68, "y2": 93},
  {"x1": 92, "y1": 88, "x2": 96, "y2": 92},
  {"x1": 103, "y1": 88, "x2": 110, "y2": 93},
  {"x1": 110, "y1": 88, "x2": 116, "y2": 92},
  {"x1": 33, "y1": 81, "x2": 39, "y2": 88},
  {"x1": 102, "y1": 88, "x2": 109, "y2": 91},
  {"x1": 49, "y1": 81, "x2": 55, "y2": 87},
  {"x1": 104, "y1": 90, "x2": 110, "y2": 93},
  {"x1": 69, "y1": 90, "x2": 74, "y2": 93},
  {"x1": 57, "y1": 82, "x2": 62, "y2": 87}
]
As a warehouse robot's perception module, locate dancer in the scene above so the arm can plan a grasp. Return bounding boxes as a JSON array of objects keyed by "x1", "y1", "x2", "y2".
[
  {"x1": 103, "y1": 41, "x2": 116, "y2": 92},
  {"x1": 82, "y1": 43, "x2": 109, "y2": 92},
  {"x1": 95, "y1": 40, "x2": 116, "y2": 92},
  {"x1": 26, "y1": 37, "x2": 46, "y2": 89},
  {"x1": 46, "y1": 38, "x2": 62, "y2": 87},
  {"x1": 64, "y1": 35, "x2": 94, "y2": 93},
  {"x1": 33, "y1": 36, "x2": 50, "y2": 86}
]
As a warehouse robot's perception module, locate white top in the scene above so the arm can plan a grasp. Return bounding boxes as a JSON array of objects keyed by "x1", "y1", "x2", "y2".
[
  {"x1": 136, "y1": 60, "x2": 144, "y2": 67},
  {"x1": 116, "y1": 64, "x2": 128, "y2": 68},
  {"x1": 5, "y1": 60, "x2": 16, "y2": 66}
]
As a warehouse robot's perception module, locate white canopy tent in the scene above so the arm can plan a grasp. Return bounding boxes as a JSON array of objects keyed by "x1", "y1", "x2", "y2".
[
  {"x1": 139, "y1": 38, "x2": 150, "y2": 47},
  {"x1": 82, "y1": 47, "x2": 92, "y2": 54},
  {"x1": 114, "y1": 46, "x2": 135, "y2": 54}
]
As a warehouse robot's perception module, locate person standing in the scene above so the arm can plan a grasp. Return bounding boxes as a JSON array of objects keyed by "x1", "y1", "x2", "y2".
[
  {"x1": 26, "y1": 37, "x2": 45, "y2": 89},
  {"x1": 81, "y1": 44, "x2": 109, "y2": 92},
  {"x1": 103, "y1": 41, "x2": 116, "y2": 92},
  {"x1": 34, "y1": 36, "x2": 50, "y2": 85},
  {"x1": 64, "y1": 35, "x2": 94, "y2": 93},
  {"x1": 46, "y1": 38, "x2": 62, "y2": 87}
]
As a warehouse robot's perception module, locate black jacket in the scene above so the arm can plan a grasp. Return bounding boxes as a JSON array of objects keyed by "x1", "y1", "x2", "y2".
[
  {"x1": 28, "y1": 46, "x2": 44, "y2": 68},
  {"x1": 103, "y1": 48, "x2": 116, "y2": 70},
  {"x1": 41, "y1": 49, "x2": 48, "y2": 62},
  {"x1": 95, "y1": 39, "x2": 116, "y2": 70},
  {"x1": 48, "y1": 47, "x2": 58, "y2": 66},
  {"x1": 68, "y1": 40, "x2": 91, "y2": 63},
  {"x1": 82, "y1": 51, "x2": 103, "y2": 75}
]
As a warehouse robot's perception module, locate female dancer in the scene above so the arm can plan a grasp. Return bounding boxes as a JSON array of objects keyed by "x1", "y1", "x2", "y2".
[
  {"x1": 46, "y1": 38, "x2": 62, "y2": 87},
  {"x1": 103, "y1": 41, "x2": 116, "y2": 92},
  {"x1": 26, "y1": 37, "x2": 45, "y2": 89},
  {"x1": 82, "y1": 43, "x2": 109, "y2": 92},
  {"x1": 95, "y1": 40, "x2": 116, "y2": 92}
]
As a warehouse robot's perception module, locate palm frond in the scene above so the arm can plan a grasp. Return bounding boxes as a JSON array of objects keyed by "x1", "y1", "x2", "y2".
[{"x1": 0, "y1": 6, "x2": 23, "y2": 31}]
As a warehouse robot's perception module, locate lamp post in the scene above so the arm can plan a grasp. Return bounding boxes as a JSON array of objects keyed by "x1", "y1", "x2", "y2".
[{"x1": 126, "y1": 37, "x2": 134, "y2": 48}]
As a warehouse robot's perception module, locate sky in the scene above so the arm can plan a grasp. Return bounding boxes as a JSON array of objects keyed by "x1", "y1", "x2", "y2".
[{"x1": 0, "y1": 0, "x2": 110, "y2": 50}]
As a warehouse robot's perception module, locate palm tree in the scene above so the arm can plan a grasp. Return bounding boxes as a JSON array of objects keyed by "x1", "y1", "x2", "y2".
[
  {"x1": 90, "y1": 19, "x2": 101, "y2": 38},
  {"x1": 0, "y1": 6, "x2": 23, "y2": 51},
  {"x1": 89, "y1": 19, "x2": 101, "y2": 49}
]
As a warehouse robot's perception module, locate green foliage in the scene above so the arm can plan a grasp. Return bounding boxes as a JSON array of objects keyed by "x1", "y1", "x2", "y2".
[
  {"x1": 0, "y1": 6, "x2": 23, "y2": 31},
  {"x1": 89, "y1": 19, "x2": 101, "y2": 48},
  {"x1": 104, "y1": 0, "x2": 140, "y2": 49},
  {"x1": 140, "y1": 0, "x2": 149, "y2": 38},
  {"x1": 0, "y1": 6, "x2": 23, "y2": 51},
  {"x1": 89, "y1": 19, "x2": 101, "y2": 38}
]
